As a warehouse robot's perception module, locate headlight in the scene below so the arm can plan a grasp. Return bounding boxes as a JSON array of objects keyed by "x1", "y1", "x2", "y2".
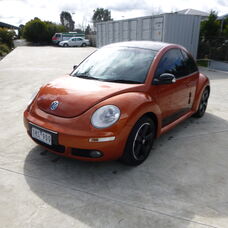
[{"x1": 91, "y1": 105, "x2": 120, "y2": 128}]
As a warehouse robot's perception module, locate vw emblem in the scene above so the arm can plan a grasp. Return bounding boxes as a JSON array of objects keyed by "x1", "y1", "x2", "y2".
[{"x1": 50, "y1": 101, "x2": 59, "y2": 111}]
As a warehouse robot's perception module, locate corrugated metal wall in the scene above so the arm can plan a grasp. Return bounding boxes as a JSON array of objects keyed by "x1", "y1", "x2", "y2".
[
  {"x1": 163, "y1": 14, "x2": 201, "y2": 58},
  {"x1": 96, "y1": 15, "x2": 164, "y2": 47},
  {"x1": 96, "y1": 14, "x2": 201, "y2": 58}
]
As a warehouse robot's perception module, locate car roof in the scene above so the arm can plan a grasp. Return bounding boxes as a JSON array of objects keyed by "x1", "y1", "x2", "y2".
[{"x1": 103, "y1": 41, "x2": 173, "y2": 51}]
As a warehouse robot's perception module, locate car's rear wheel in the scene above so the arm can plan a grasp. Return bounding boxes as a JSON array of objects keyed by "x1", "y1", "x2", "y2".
[
  {"x1": 193, "y1": 88, "x2": 209, "y2": 118},
  {"x1": 120, "y1": 116, "x2": 155, "y2": 166},
  {"x1": 63, "y1": 43, "x2": 68, "y2": 47}
]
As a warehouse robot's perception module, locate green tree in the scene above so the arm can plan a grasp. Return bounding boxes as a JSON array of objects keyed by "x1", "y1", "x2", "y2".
[
  {"x1": 23, "y1": 18, "x2": 47, "y2": 43},
  {"x1": 85, "y1": 24, "x2": 92, "y2": 35},
  {"x1": 200, "y1": 11, "x2": 220, "y2": 39},
  {"x1": 0, "y1": 28, "x2": 14, "y2": 48},
  {"x1": 224, "y1": 25, "x2": 228, "y2": 38},
  {"x1": 198, "y1": 11, "x2": 228, "y2": 61},
  {"x1": 23, "y1": 18, "x2": 67, "y2": 43},
  {"x1": 221, "y1": 17, "x2": 228, "y2": 38},
  {"x1": 60, "y1": 11, "x2": 75, "y2": 31},
  {"x1": 75, "y1": 28, "x2": 84, "y2": 33},
  {"x1": 44, "y1": 21, "x2": 67, "y2": 41},
  {"x1": 18, "y1": 24, "x2": 24, "y2": 39},
  {"x1": 92, "y1": 8, "x2": 112, "y2": 26}
]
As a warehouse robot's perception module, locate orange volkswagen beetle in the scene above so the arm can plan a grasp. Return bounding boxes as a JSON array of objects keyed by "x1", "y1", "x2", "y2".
[{"x1": 24, "y1": 41, "x2": 210, "y2": 165}]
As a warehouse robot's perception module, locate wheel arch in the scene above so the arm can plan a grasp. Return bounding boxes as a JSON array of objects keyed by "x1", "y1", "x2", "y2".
[
  {"x1": 192, "y1": 73, "x2": 210, "y2": 112},
  {"x1": 140, "y1": 112, "x2": 159, "y2": 138},
  {"x1": 205, "y1": 85, "x2": 210, "y2": 94}
]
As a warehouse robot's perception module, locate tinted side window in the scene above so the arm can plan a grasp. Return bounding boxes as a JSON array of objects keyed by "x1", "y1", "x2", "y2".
[
  {"x1": 154, "y1": 49, "x2": 187, "y2": 79},
  {"x1": 181, "y1": 50, "x2": 198, "y2": 74}
]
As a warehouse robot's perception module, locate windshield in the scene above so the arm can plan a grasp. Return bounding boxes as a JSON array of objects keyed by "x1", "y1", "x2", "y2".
[{"x1": 72, "y1": 47, "x2": 157, "y2": 84}]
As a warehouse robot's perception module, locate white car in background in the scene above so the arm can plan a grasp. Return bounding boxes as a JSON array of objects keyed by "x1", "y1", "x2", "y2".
[{"x1": 59, "y1": 37, "x2": 90, "y2": 47}]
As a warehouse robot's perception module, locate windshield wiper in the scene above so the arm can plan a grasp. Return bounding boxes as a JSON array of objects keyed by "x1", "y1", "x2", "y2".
[
  {"x1": 76, "y1": 75, "x2": 141, "y2": 84},
  {"x1": 76, "y1": 75, "x2": 101, "y2": 81},
  {"x1": 104, "y1": 79, "x2": 141, "y2": 84}
]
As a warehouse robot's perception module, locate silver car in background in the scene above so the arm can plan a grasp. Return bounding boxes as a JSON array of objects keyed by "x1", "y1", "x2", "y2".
[{"x1": 59, "y1": 37, "x2": 90, "y2": 47}]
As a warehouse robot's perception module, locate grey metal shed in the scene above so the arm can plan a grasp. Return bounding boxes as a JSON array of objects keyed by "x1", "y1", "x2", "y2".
[{"x1": 96, "y1": 13, "x2": 201, "y2": 58}]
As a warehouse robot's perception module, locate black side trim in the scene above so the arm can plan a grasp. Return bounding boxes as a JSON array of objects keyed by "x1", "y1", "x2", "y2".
[{"x1": 162, "y1": 108, "x2": 190, "y2": 127}]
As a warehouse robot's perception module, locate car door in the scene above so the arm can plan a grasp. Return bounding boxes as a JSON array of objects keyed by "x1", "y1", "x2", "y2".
[
  {"x1": 180, "y1": 49, "x2": 199, "y2": 109},
  {"x1": 76, "y1": 38, "x2": 83, "y2": 46},
  {"x1": 70, "y1": 38, "x2": 77, "y2": 46},
  {"x1": 67, "y1": 38, "x2": 73, "y2": 46},
  {"x1": 151, "y1": 48, "x2": 192, "y2": 127}
]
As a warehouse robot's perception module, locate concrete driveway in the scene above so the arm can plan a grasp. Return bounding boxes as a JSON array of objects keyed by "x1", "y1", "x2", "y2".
[{"x1": 0, "y1": 46, "x2": 228, "y2": 228}]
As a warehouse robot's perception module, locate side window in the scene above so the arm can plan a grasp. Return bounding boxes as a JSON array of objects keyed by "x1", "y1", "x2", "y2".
[
  {"x1": 154, "y1": 49, "x2": 187, "y2": 79},
  {"x1": 181, "y1": 50, "x2": 198, "y2": 74},
  {"x1": 72, "y1": 38, "x2": 76, "y2": 41}
]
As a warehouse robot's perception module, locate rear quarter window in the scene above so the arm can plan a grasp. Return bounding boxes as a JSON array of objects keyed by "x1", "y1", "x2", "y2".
[{"x1": 180, "y1": 50, "x2": 198, "y2": 74}]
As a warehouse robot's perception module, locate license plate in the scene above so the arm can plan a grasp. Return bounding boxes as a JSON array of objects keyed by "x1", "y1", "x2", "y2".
[{"x1": 31, "y1": 127, "x2": 52, "y2": 145}]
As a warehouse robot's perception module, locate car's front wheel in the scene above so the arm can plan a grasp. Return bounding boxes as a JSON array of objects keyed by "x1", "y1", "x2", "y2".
[
  {"x1": 120, "y1": 116, "x2": 155, "y2": 166},
  {"x1": 81, "y1": 43, "x2": 86, "y2": 47},
  {"x1": 193, "y1": 88, "x2": 209, "y2": 118},
  {"x1": 63, "y1": 43, "x2": 68, "y2": 47}
]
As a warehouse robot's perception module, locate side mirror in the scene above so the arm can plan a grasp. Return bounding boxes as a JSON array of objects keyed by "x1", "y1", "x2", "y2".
[
  {"x1": 153, "y1": 73, "x2": 176, "y2": 85},
  {"x1": 73, "y1": 65, "x2": 78, "y2": 70}
]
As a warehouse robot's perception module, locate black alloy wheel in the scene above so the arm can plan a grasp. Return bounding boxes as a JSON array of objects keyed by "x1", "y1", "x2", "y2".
[
  {"x1": 121, "y1": 117, "x2": 155, "y2": 166},
  {"x1": 193, "y1": 88, "x2": 209, "y2": 118}
]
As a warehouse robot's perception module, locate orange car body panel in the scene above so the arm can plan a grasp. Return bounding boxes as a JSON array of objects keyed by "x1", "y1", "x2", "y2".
[{"x1": 24, "y1": 42, "x2": 210, "y2": 162}]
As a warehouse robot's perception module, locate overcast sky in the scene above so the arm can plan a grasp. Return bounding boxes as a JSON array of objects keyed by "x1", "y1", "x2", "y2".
[{"x1": 0, "y1": 0, "x2": 227, "y2": 27}]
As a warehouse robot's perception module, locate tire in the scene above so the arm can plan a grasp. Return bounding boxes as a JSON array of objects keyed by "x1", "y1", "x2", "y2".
[
  {"x1": 193, "y1": 88, "x2": 209, "y2": 118},
  {"x1": 81, "y1": 43, "x2": 86, "y2": 47},
  {"x1": 63, "y1": 43, "x2": 68, "y2": 47},
  {"x1": 120, "y1": 116, "x2": 155, "y2": 166}
]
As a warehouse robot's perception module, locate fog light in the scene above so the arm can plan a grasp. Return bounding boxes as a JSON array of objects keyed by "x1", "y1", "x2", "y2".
[
  {"x1": 89, "y1": 136, "x2": 115, "y2": 142},
  {"x1": 90, "y1": 150, "x2": 103, "y2": 158}
]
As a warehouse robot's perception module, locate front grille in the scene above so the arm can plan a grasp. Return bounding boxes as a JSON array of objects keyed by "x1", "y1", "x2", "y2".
[{"x1": 32, "y1": 137, "x2": 65, "y2": 153}]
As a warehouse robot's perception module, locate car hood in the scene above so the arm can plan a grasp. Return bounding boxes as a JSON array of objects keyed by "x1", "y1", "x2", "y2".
[{"x1": 36, "y1": 76, "x2": 143, "y2": 118}]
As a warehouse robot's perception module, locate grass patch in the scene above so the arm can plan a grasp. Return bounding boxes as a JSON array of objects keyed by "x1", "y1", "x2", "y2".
[{"x1": 197, "y1": 59, "x2": 209, "y2": 67}]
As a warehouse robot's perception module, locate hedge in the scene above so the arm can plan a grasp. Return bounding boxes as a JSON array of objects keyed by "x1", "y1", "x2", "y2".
[{"x1": 23, "y1": 18, "x2": 67, "y2": 44}]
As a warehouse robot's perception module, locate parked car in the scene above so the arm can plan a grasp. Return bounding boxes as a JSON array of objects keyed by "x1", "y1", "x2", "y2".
[
  {"x1": 24, "y1": 41, "x2": 210, "y2": 166},
  {"x1": 52, "y1": 32, "x2": 85, "y2": 45},
  {"x1": 59, "y1": 37, "x2": 90, "y2": 47}
]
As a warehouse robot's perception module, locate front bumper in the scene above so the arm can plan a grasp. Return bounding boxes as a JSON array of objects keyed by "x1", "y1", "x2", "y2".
[{"x1": 24, "y1": 109, "x2": 131, "y2": 162}]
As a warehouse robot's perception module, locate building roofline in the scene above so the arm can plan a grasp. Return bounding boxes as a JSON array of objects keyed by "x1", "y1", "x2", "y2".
[{"x1": 0, "y1": 22, "x2": 19, "y2": 29}]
